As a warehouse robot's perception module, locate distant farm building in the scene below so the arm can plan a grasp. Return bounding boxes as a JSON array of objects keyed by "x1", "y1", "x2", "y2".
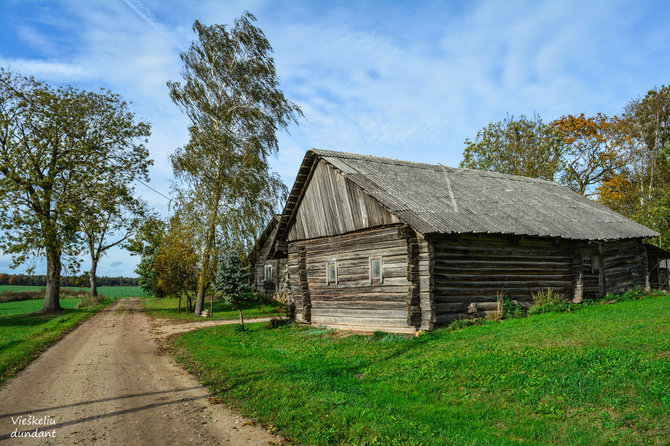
[
  {"x1": 250, "y1": 215, "x2": 286, "y2": 296},
  {"x1": 268, "y1": 150, "x2": 663, "y2": 333}
]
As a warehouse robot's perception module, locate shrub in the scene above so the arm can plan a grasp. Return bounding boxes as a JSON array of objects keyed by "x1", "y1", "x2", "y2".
[
  {"x1": 0, "y1": 289, "x2": 44, "y2": 303},
  {"x1": 502, "y1": 296, "x2": 526, "y2": 318},
  {"x1": 264, "y1": 317, "x2": 292, "y2": 329}
]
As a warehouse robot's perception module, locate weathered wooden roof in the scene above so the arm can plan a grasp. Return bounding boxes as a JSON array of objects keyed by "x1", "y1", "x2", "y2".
[
  {"x1": 274, "y1": 149, "x2": 658, "y2": 245},
  {"x1": 249, "y1": 214, "x2": 281, "y2": 265}
]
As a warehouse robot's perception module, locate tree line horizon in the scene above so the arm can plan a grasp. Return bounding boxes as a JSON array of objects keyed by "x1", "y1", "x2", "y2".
[
  {"x1": 0, "y1": 11, "x2": 667, "y2": 315},
  {"x1": 0, "y1": 273, "x2": 139, "y2": 287}
]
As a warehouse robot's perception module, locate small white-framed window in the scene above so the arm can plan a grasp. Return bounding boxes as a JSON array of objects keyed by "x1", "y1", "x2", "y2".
[
  {"x1": 264, "y1": 264, "x2": 273, "y2": 281},
  {"x1": 326, "y1": 261, "x2": 338, "y2": 285},
  {"x1": 370, "y1": 256, "x2": 383, "y2": 284}
]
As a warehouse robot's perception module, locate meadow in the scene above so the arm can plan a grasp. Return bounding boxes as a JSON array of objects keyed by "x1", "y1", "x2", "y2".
[
  {"x1": 0, "y1": 285, "x2": 145, "y2": 297},
  {"x1": 172, "y1": 293, "x2": 670, "y2": 445}
]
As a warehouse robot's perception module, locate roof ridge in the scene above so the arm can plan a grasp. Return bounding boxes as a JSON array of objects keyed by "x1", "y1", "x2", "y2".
[{"x1": 309, "y1": 148, "x2": 557, "y2": 185}]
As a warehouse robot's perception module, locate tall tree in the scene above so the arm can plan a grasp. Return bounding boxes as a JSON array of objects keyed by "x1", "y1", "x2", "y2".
[
  {"x1": 167, "y1": 12, "x2": 301, "y2": 316},
  {"x1": 460, "y1": 114, "x2": 563, "y2": 181},
  {"x1": 550, "y1": 113, "x2": 625, "y2": 197},
  {"x1": 0, "y1": 69, "x2": 151, "y2": 312},
  {"x1": 78, "y1": 183, "x2": 148, "y2": 296},
  {"x1": 599, "y1": 86, "x2": 670, "y2": 247},
  {"x1": 127, "y1": 215, "x2": 167, "y2": 298},
  {"x1": 154, "y1": 216, "x2": 199, "y2": 312}
]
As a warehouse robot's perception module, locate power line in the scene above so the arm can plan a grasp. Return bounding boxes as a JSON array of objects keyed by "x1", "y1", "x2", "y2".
[{"x1": 135, "y1": 178, "x2": 170, "y2": 201}]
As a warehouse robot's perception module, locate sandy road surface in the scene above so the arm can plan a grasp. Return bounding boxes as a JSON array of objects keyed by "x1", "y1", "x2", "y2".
[{"x1": 0, "y1": 298, "x2": 281, "y2": 445}]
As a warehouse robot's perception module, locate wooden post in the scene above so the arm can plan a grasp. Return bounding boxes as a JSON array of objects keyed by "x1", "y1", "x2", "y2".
[
  {"x1": 402, "y1": 227, "x2": 421, "y2": 328},
  {"x1": 418, "y1": 234, "x2": 435, "y2": 331},
  {"x1": 571, "y1": 248, "x2": 584, "y2": 303},
  {"x1": 641, "y1": 244, "x2": 651, "y2": 292},
  {"x1": 298, "y1": 247, "x2": 311, "y2": 323}
]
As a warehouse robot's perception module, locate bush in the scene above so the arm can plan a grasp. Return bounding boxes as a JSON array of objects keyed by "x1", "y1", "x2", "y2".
[
  {"x1": 502, "y1": 296, "x2": 526, "y2": 318},
  {"x1": 0, "y1": 289, "x2": 44, "y2": 303},
  {"x1": 264, "y1": 317, "x2": 292, "y2": 329}
]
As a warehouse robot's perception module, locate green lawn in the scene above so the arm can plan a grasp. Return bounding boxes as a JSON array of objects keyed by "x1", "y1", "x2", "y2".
[
  {"x1": 0, "y1": 285, "x2": 145, "y2": 297},
  {"x1": 172, "y1": 294, "x2": 670, "y2": 445},
  {"x1": 142, "y1": 296, "x2": 284, "y2": 321},
  {"x1": 0, "y1": 297, "x2": 112, "y2": 386},
  {"x1": 0, "y1": 297, "x2": 82, "y2": 316}
]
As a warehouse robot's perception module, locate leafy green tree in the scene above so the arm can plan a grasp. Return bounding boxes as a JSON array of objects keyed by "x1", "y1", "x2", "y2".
[
  {"x1": 128, "y1": 215, "x2": 167, "y2": 297},
  {"x1": 599, "y1": 86, "x2": 670, "y2": 248},
  {"x1": 0, "y1": 69, "x2": 151, "y2": 312},
  {"x1": 154, "y1": 217, "x2": 199, "y2": 312},
  {"x1": 213, "y1": 250, "x2": 253, "y2": 330},
  {"x1": 167, "y1": 12, "x2": 301, "y2": 316},
  {"x1": 79, "y1": 179, "x2": 149, "y2": 297},
  {"x1": 460, "y1": 114, "x2": 563, "y2": 181}
]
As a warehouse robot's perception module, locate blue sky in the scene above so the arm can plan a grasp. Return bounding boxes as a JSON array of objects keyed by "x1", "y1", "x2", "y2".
[{"x1": 1, "y1": 0, "x2": 669, "y2": 277}]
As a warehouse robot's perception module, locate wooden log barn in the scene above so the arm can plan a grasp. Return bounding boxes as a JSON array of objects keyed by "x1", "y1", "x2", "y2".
[
  {"x1": 267, "y1": 150, "x2": 661, "y2": 333},
  {"x1": 250, "y1": 215, "x2": 286, "y2": 295}
]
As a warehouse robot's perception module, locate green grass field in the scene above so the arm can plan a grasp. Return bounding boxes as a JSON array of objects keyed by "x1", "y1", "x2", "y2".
[
  {"x1": 0, "y1": 285, "x2": 145, "y2": 297},
  {"x1": 0, "y1": 297, "x2": 111, "y2": 386},
  {"x1": 142, "y1": 296, "x2": 284, "y2": 321},
  {"x1": 172, "y1": 294, "x2": 670, "y2": 445}
]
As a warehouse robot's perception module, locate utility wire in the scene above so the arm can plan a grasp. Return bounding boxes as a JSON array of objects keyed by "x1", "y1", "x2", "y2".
[{"x1": 135, "y1": 178, "x2": 171, "y2": 201}]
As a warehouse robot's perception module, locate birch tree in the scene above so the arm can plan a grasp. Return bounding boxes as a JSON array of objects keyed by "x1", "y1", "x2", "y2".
[{"x1": 167, "y1": 12, "x2": 301, "y2": 316}]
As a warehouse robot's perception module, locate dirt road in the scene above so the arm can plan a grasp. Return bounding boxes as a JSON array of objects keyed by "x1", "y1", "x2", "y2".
[{"x1": 0, "y1": 298, "x2": 280, "y2": 445}]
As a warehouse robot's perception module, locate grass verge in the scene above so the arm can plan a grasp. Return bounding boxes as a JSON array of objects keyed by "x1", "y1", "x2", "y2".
[
  {"x1": 0, "y1": 297, "x2": 113, "y2": 387},
  {"x1": 142, "y1": 296, "x2": 284, "y2": 321},
  {"x1": 171, "y1": 293, "x2": 670, "y2": 445}
]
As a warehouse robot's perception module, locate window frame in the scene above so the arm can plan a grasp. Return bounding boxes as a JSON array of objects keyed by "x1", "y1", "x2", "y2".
[
  {"x1": 326, "y1": 260, "x2": 338, "y2": 285},
  {"x1": 591, "y1": 254, "x2": 601, "y2": 272},
  {"x1": 264, "y1": 264, "x2": 273, "y2": 281},
  {"x1": 369, "y1": 256, "x2": 383, "y2": 285}
]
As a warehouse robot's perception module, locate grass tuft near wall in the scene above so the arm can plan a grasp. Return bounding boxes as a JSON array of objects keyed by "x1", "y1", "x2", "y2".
[{"x1": 172, "y1": 292, "x2": 670, "y2": 445}]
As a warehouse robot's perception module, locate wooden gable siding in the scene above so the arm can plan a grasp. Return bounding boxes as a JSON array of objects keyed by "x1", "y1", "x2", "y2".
[
  {"x1": 429, "y1": 234, "x2": 574, "y2": 325},
  {"x1": 288, "y1": 225, "x2": 413, "y2": 332},
  {"x1": 287, "y1": 160, "x2": 399, "y2": 241}
]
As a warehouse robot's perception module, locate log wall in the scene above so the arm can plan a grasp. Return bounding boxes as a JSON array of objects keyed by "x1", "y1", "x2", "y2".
[
  {"x1": 429, "y1": 234, "x2": 574, "y2": 326},
  {"x1": 429, "y1": 234, "x2": 649, "y2": 327},
  {"x1": 602, "y1": 239, "x2": 648, "y2": 293},
  {"x1": 287, "y1": 225, "x2": 414, "y2": 332}
]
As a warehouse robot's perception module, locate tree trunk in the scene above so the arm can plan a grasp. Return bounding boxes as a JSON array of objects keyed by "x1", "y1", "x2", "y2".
[
  {"x1": 40, "y1": 245, "x2": 62, "y2": 313},
  {"x1": 194, "y1": 220, "x2": 216, "y2": 316},
  {"x1": 237, "y1": 305, "x2": 245, "y2": 331},
  {"x1": 89, "y1": 258, "x2": 98, "y2": 297},
  {"x1": 210, "y1": 292, "x2": 213, "y2": 318}
]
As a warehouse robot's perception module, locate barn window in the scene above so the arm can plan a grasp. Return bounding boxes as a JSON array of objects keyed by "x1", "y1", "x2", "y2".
[
  {"x1": 592, "y1": 254, "x2": 600, "y2": 272},
  {"x1": 326, "y1": 261, "x2": 338, "y2": 285},
  {"x1": 370, "y1": 257, "x2": 383, "y2": 284},
  {"x1": 264, "y1": 264, "x2": 273, "y2": 281}
]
